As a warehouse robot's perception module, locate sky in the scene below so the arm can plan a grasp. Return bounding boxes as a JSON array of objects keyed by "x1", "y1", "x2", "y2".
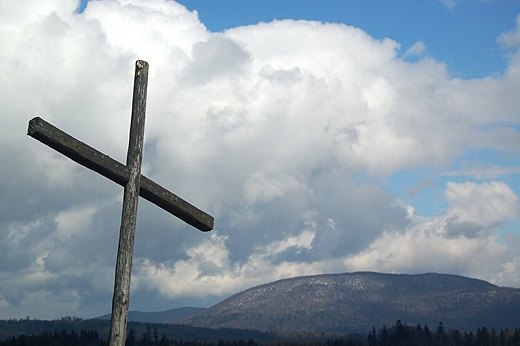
[{"x1": 0, "y1": 0, "x2": 519, "y2": 320}]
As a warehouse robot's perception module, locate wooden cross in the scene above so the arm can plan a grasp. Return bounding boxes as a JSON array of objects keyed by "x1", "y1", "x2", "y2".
[{"x1": 27, "y1": 60, "x2": 214, "y2": 346}]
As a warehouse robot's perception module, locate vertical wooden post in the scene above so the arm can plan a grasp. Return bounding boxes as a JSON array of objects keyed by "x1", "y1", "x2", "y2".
[{"x1": 108, "y1": 60, "x2": 149, "y2": 346}]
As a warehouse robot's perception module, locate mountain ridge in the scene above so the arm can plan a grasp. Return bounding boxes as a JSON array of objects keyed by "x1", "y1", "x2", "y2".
[
  {"x1": 181, "y1": 271, "x2": 520, "y2": 332},
  {"x1": 97, "y1": 307, "x2": 205, "y2": 324}
]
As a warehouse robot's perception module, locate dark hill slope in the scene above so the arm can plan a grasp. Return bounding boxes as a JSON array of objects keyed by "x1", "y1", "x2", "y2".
[
  {"x1": 97, "y1": 307, "x2": 205, "y2": 323},
  {"x1": 182, "y1": 272, "x2": 520, "y2": 333}
]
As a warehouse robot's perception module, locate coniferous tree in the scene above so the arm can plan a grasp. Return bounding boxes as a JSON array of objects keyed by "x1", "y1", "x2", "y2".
[
  {"x1": 153, "y1": 327, "x2": 159, "y2": 345},
  {"x1": 380, "y1": 325, "x2": 391, "y2": 346},
  {"x1": 126, "y1": 328, "x2": 136, "y2": 346},
  {"x1": 465, "y1": 332, "x2": 476, "y2": 346},
  {"x1": 490, "y1": 328, "x2": 498, "y2": 346},
  {"x1": 498, "y1": 330, "x2": 507, "y2": 346},
  {"x1": 452, "y1": 329, "x2": 463, "y2": 346},
  {"x1": 511, "y1": 328, "x2": 520, "y2": 346},
  {"x1": 424, "y1": 325, "x2": 433, "y2": 346},
  {"x1": 159, "y1": 334, "x2": 169, "y2": 345},
  {"x1": 394, "y1": 320, "x2": 406, "y2": 346},
  {"x1": 368, "y1": 326, "x2": 378, "y2": 346},
  {"x1": 476, "y1": 327, "x2": 490, "y2": 346},
  {"x1": 435, "y1": 322, "x2": 449, "y2": 346}
]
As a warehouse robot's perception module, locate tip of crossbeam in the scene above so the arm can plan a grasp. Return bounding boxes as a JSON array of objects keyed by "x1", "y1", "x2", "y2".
[{"x1": 27, "y1": 116, "x2": 42, "y2": 135}]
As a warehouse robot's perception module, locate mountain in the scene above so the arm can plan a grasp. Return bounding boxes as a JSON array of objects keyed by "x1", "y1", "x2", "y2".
[
  {"x1": 98, "y1": 307, "x2": 205, "y2": 323},
  {"x1": 181, "y1": 272, "x2": 520, "y2": 333}
]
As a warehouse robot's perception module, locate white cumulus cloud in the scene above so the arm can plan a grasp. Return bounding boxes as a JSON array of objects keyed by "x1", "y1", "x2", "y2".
[{"x1": 0, "y1": 0, "x2": 519, "y2": 319}]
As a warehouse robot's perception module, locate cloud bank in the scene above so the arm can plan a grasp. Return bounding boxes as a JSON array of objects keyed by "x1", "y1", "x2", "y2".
[{"x1": 0, "y1": 0, "x2": 519, "y2": 319}]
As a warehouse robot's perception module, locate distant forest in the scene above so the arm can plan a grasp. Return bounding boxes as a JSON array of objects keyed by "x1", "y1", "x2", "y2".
[{"x1": 0, "y1": 320, "x2": 519, "y2": 346}]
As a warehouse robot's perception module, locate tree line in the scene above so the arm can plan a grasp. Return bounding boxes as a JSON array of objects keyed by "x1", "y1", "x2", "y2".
[
  {"x1": 365, "y1": 321, "x2": 520, "y2": 346},
  {"x1": 124, "y1": 326, "x2": 259, "y2": 346},
  {"x1": 0, "y1": 321, "x2": 519, "y2": 346},
  {"x1": 0, "y1": 328, "x2": 103, "y2": 346}
]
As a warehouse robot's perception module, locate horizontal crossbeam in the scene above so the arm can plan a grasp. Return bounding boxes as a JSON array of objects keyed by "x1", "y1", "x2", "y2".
[{"x1": 28, "y1": 116, "x2": 213, "y2": 232}]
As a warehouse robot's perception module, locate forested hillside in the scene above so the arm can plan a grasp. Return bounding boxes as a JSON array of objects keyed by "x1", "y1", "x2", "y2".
[{"x1": 183, "y1": 272, "x2": 520, "y2": 332}]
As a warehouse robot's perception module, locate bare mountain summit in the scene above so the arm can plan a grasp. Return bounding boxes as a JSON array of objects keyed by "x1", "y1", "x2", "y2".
[{"x1": 182, "y1": 272, "x2": 520, "y2": 333}]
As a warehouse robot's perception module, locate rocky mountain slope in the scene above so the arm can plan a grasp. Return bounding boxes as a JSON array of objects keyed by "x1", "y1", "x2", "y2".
[{"x1": 182, "y1": 272, "x2": 520, "y2": 333}]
